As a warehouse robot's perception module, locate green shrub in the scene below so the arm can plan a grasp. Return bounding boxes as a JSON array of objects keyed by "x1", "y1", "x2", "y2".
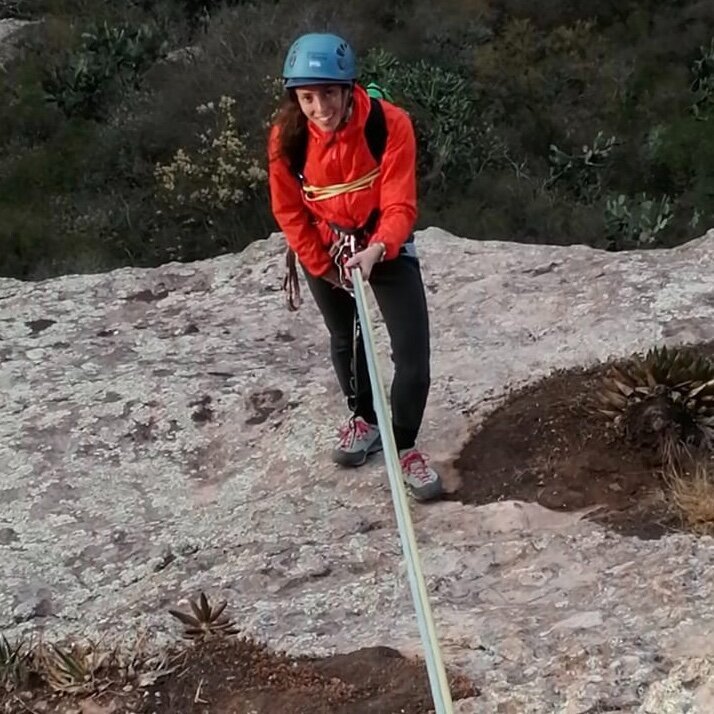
[
  {"x1": 604, "y1": 192, "x2": 674, "y2": 248},
  {"x1": 652, "y1": 114, "x2": 714, "y2": 218},
  {"x1": 0, "y1": 200, "x2": 109, "y2": 279},
  {"x1": 691, "y1": 37, "x2": 714, "y2": 119},
  {"x1": 43, "y1": 20, "x2": 169, "y2": 119},
  {"x1": 360, "y1": 48, "x2": 492, "y2": 192},
  {"x1": 154, "y1": 95, "x2": 267, "y2": 215},
  {"x1": 420, "y1": 170, "x2": 606, "y2": 247},
  {"x1": 2, "y1": 0, "x2": 713, "y2": 280},
  {"x1": 546, "y1": 132, "x2": 618, "y2": 203}
]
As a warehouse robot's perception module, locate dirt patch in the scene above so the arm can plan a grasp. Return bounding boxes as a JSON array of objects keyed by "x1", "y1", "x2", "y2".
[
  {"x1": 1, "y1": 638, "x2": 477, "y2": 714},
  {"x1": 452, "y1": 342, "x2": 714, "y2": 540},
  {"x1": 146, "y1": 638, "x2": 476, "y2": 714}
]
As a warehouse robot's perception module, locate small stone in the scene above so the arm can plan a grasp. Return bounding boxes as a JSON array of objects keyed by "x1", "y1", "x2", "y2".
[
  {"x1": 25, "y1": 318, "x2": 55, "y2": 334},
  {"x1": 33, "y1": 597, "x2": 53, "y2": 617},
  {"x1": 550, "y1": 611, "x2": 603, "y2": 632},
  {"x1": 0, "y1": 527, "x2": 18, "y2": 545},
  {"x1": 111, "y1": 528, "x2": 128, "y2": 545},
  {"x1": 151, "y1": 545, "x2": 175, "y2": 572},
  {"x1": 178, "y1": 541, "x2": 199, "y2": 556},
  {"x1": 13, "y1": 594, "x2": 53, "y2": 622}
]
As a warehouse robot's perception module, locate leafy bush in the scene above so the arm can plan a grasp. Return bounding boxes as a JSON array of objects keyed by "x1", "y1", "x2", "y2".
[
  {"x1": 1, "y1": 0, "x2": 714, "y2": 280},
  {"x1": 360, "y1": 48, "x2": 503, "y2": 192},
  {"x1": 154, "y1": 95, "x2": 267, "y2": 213},
  {"x1": 690, "y1": 37, "x2": 714, "y2": 119},
  {"x1": 604, "y1": 192, "x2": 674, "y2": 248},
  {"x1": 546, "y1": 132, "x2": 619, "y2": 203},
  {"x1": 650, "y1": 113, "x2": 714, "y2": 223},
  {"x1": 43, "y1": 20, "x2": 169, "y2": 119},
  {"x1": 0, "y1": 0, "x2": 36, "y2": 19}
]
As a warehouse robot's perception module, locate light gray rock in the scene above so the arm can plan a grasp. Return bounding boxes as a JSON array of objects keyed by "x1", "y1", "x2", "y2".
[
  {"x1": 639, "y1": 658, "x2": 714, "y2": 714},
  {"x1": 0, "y1": 18, "x2": 35, "y2": 68},
  {"x1": 1, "y1": 227, "x2": 714, "y2": 712}
]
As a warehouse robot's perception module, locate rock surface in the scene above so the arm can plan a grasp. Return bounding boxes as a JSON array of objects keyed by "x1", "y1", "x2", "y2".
[
  {"x1": 2, "y1": 226, "x2": 714, "y2": 712},
  {"x1": 0, "y1": 18, "x2": 34, "y2": 67}
]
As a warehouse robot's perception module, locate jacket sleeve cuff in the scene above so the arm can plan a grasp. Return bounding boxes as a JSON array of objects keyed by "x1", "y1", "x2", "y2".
[{"x1": 370, "y1": 236, "x2": 401, "y2": 261}]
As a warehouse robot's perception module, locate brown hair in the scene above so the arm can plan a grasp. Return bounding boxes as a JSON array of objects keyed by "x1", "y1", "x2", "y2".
[
  {"x1": 270, "y1": 90, "x2": 308, "y2": 176},
  {"x1": 269, "y1": 86, "x2": 353, "y2": 176}
]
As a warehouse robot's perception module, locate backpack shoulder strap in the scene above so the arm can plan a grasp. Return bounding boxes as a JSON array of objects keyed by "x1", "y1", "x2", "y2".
[
  {"x1": 289, "y1": 127, "x2": 308, "y2": 180},
  {"x1": 364, "y1": 96, "x2": 388, "y2": 165}
]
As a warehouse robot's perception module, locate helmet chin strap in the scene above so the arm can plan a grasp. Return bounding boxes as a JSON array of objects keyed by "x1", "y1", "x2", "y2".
[{"x1": 336, "y1": 84, "x2": 355, "y2": 131}]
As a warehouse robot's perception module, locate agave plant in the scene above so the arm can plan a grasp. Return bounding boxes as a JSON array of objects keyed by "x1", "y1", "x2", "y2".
[
  {"x1": 169, "y1": 592, "x2": 238, "y2": 641},
  {"x1": 35, "y1": 640, "x2": 111, "y2": 694},
  {"x1": 0, "y1": 634, "x2": 29, "y2": 690},
  {"x1": 597, "y1": 345, "x2": 714, "y2": 447}
]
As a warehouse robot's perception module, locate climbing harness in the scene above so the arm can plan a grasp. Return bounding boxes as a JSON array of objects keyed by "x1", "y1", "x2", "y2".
[
  {"x1": 328, "y1": 224, "x2": 365, "y2": 293},
  {"x1": 347, "y1": 236, "x2": 455, "y2": 714},
  {"x1": 328, "y1": 227, "x2": 367, "y2": 411},
  {"x1": 280, "y1": 168, "x2": 381, "y2": 311}
]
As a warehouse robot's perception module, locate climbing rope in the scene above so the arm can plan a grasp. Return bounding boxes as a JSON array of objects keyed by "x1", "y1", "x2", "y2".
[
  {"x1": 302, "y1": 167, "x2": 380, "y2": 202},
  {"x1": 349, "y1": 247, "x2": 454, "y2": 714}
]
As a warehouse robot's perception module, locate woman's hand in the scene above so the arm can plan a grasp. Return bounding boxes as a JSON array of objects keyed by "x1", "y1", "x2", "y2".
[{"x1": 345, "y1": 243, "x2": 385, "y2": 281}]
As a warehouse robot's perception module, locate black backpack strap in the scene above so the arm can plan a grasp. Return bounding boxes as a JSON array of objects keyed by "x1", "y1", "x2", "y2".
[
  {"x1": 364, "y1": 97, "x2": 387, "y2": 165},
  {"x1": 361, "y1": 99, "x2": 388, "y2": 241},
  {"x1": 289, "y1": 125, "x2": 308, "y2": 180}
]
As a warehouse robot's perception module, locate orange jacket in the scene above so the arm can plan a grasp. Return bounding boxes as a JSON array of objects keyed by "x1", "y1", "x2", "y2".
[{"x1": 268, "y1": 84, "x2": 418, "y2": 277}]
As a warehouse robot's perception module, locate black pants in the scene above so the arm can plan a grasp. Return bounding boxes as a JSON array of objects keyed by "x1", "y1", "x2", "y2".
[{"x1": 302, "y1": 254, "x2": 430, "y2": 451}]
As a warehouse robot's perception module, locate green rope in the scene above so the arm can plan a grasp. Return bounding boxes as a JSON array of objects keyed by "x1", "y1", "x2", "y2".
[{"x1": 350, "y1": 260, "x2": 454, "y2": 714}]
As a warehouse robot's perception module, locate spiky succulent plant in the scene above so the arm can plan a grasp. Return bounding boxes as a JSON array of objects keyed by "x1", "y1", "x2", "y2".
[
  {"x1": 0, "y1": 634, "x2": 29, "y2": 690},
  {"x1": 35, "y1": 640, "x2": 110, "y2": 694},
  {"x1": 169, "y1": 593, "x2": 238, "y2": 641},
  {"x1": 597, "y1": 345, "x2": 714, "y2": 447}
]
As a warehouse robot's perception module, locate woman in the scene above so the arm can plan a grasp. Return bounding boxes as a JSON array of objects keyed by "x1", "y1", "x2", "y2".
[{"x1": 268, "y1": 32, "x2": 442, "y2": 501}]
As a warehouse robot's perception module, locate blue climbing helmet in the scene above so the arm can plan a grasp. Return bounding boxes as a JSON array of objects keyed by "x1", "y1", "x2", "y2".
[{"x1": 282, "y1": 33, "x2": 357, "y2": 88}]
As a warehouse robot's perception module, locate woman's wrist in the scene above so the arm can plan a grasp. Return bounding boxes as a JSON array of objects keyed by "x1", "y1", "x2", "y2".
[{"x1": 369, "y1": 241, "x2": 387, "y2": 262}]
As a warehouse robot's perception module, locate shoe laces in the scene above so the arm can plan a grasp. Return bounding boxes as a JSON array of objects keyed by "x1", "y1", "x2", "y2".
[
  {"x1": 400, "y1": 449, "x2": 433, "y2": 484},
  {"x1": 338, "y1": 416, "x2": 371, "y2": 447}
]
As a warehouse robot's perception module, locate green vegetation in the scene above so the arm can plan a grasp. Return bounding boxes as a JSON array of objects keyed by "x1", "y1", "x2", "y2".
[{"x1": 1, "y1": 0, "x2": 713, "y2": 278}]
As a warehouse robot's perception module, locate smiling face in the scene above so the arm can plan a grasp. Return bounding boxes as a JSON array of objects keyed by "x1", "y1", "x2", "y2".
[{"x1": 294, "y1": 84, "x2": 349, "y2": 132}]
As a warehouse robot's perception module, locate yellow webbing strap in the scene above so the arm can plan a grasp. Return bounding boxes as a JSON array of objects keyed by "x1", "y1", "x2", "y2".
[{"x1": 302, "y1": 167, "x2": 380, "y2": 202}]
